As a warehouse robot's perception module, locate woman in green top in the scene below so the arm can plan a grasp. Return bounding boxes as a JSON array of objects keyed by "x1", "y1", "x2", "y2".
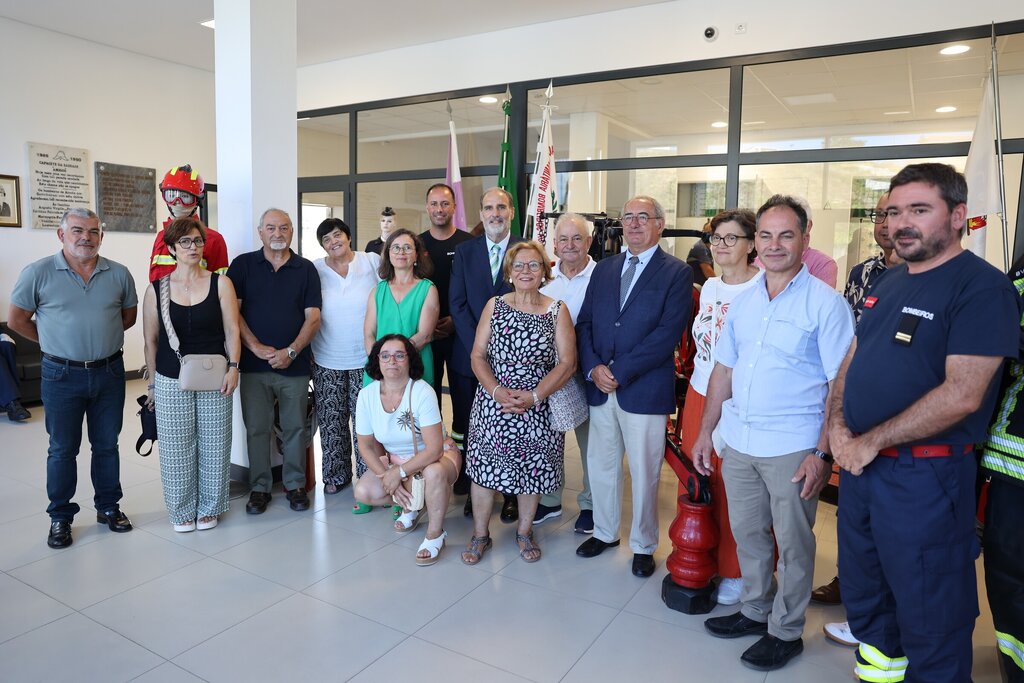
[{"x1": 363, "y1": 229, "x2": 439, "y2": 388}]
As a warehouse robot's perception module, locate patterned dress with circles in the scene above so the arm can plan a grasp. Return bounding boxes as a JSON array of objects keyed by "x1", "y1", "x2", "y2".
[{"x1": 466, "y1": 297, "x2": 565, "y2": 495}]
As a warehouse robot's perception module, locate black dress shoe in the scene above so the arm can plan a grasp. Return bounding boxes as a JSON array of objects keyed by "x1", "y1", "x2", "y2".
[
  {"x1": 5, "y1": 400, "x2": 30, "y2": 422},
  {"x1": 499, "y1": 495, "x2": 518, "y2": 523},
  {"x1": 741, "y1": 634, "x2": 804, "y2": 671},
  {"x1": 632, "y1": 553, "x2": 655, "y2": 577},
  {"x1": 96, "y1": 509, "x2": 133, "y2": 532},
  {"x1": 286, "y1": 488, "x2": 310, "y2": 511},
  {"x1": 246, "y1": 491, "x2": 271, "y2": 514},
  {"x1": 576, "y1": 536, "x2": 620, "y2": 558},
  {"x1": 810, "y1": 576, "x2": 842, "y2": 605},
  {"x1": 463, "y1": 496, "x2": 473, "y2": 517},
  {"x1": 704, "y1": 611, "x2": 769, "y2": 639},
  {"x1": 47, "y1": 520, "x2": 72, "y2": 548}
]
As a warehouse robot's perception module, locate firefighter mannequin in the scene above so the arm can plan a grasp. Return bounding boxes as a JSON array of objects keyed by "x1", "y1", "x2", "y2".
[{"x1": 148, "y1": 165, "x2": 229, "y2": 281}]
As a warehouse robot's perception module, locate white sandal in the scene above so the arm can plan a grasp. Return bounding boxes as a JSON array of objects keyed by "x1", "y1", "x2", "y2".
[
  {"x1": 196, "y1": 516, "x2": 218, "y2": 530},
  {"x1": 172, "y1": 520, "x2": 196, "y2": 533},
  {"x1": 394, "y1": 508, "x2": 423, "y2": 533},
  {"x1": 416, "y1": 530, "x2": 446, "y2": 566}
]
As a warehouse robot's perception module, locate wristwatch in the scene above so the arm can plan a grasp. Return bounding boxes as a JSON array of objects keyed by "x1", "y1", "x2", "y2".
[
  {"x1": 398, "y1": 465, "x2": 409, "y2": 481},
  {"x1": 812, "y1": 448, "x2": 834, "y2": 464},
  {"x1": 227, "y1": 361, "x2": 239, "y2": 369},
  {"x1": 286, "y1": 347, "x2": 298, "y2": 360}
]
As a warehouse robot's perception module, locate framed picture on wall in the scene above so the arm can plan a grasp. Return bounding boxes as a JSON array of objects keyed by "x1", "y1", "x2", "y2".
[{"x1": 0, "y1": 174, "x2": 22, "y2": 227}]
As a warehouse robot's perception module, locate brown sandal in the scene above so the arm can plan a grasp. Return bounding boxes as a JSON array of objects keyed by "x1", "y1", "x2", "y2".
[
  {"x1": 461, "y1": 535, "x2": 492, "y2": 565},
  {"x1": 516, "y1": 531, "x2": 541, "y2": 563}
]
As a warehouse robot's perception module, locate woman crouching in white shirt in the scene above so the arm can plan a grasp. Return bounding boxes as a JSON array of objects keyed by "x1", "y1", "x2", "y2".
[{"x1": 354, "y1": 334, "x2": 461, "y2": 565}]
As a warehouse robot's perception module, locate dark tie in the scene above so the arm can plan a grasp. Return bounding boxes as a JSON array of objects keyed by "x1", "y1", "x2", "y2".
[{"x1": 620, "y1": 255, "x2": 639, "y2": 309}]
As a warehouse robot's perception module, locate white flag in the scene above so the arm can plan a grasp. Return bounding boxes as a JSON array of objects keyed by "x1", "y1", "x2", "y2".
[
  {"x1": 527, "y1": 83, "x2": 560, "y2": 257},
  {"x1": 964, "y1": 76, "x2": 1001, "y2": 258},
  {"x1": 446, "y1": 119, "x2": 468, "y2": 231}
]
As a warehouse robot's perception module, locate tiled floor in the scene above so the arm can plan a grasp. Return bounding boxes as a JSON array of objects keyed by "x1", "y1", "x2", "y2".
[{"x1": 0, "y1": 380, "x2": 1006, "y2": 682}]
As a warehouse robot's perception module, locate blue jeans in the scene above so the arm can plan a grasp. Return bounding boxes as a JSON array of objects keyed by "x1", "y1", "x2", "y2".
[{"x1": 41, "y1": 356, "x2": 125, "y2": 521}]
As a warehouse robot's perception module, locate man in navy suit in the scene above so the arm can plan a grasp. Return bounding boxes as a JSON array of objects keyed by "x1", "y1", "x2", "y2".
[
  {"x1": 575, "y1": 195, "x2": 692, "y2": 577},
  {"x1": 449, "y1": 186, "x2": 526, "y2": 520}
]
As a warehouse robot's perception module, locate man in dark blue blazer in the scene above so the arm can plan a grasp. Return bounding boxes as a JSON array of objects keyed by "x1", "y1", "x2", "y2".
[
  {"x1": 575, "y1": 195, "x2": 692, "y2": 578},
  {"x1": 449, "y1": 187, "x2": 526, "y2": 520}
]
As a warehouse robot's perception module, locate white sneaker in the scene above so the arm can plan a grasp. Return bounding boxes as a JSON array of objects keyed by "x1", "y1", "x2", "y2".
[
  {"x1": 715, "y1": 577, "x2": 743, "y2": 606},
  {"x1": 823, "y1": 621, "x2": 859, "y2": 647}
]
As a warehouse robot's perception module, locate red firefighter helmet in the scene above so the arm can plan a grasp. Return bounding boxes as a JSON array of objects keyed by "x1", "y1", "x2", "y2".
[{"x1": 160, "y1": 165, "x2": 204, "y2": 198}]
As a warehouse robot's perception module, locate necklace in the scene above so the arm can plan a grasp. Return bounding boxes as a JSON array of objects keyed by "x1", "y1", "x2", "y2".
[{"x1": 380, "y1": 383, "x2": 406, "y2": 412}]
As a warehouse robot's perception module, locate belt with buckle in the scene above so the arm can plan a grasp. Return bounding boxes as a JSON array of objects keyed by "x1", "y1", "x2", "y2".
[
  {"x1": 877, "y1": 444, "x2": 972, "y2": 458},
  {"x1": 43, "y1": 350, "x2": 123, "y2": 369}
]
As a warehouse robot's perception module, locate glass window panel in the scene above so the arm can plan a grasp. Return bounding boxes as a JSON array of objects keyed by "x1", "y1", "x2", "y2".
[
  {"x1": 355, "y1": 176, "x2": 497, "y2": 249},
  {"x1": 357, "y1": 96, "x2": 505, "y2": 173},
  {"x1": 738, "y1": 157, "x2": 1018, "y2": 288},
  {"x1": 527, "y1": 70, "x2": 730, "y2": 161},
  {"x1": 299, "y1": 114, "x2": 349, "y2": 176},
  {"x1": 741, "y1": 35, "x2": 1024, "y2": 152},
  {"x1": 203, "y1": 189, "x2": 217, "y2": 232},
  {"x1": 299, "y1": 191, "x2": 344, "y2": 258}
]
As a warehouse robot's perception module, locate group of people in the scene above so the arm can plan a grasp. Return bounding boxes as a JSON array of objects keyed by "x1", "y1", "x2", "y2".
[{"x1": 7, "y1": 161, "x2": 1024, "y2": 682}]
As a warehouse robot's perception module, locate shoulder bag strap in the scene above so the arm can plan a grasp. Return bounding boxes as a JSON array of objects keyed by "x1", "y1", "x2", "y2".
[
  {"x1": 408, "y1": 379, "x2": 418, "y2": 459},
  {"x1": 158, "y1": 275, "x2": 182, "y2": 359}
]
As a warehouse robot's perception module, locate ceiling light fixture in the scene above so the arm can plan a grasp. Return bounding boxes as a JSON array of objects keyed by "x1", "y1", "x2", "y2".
[
  {"x1": 711, "y1": 121, "x2": 728, "y2": 128},
  {"x1": 935, "y1": 106, "x2": 957, "y2": 113},
  {"x1": 742, "y1": 120, "x2": 766, "y2": 125},
  {"x1": 479, "y1": 96, "x2": 498, "y2": 104},
  {"x1": 200, "y1": 19, "x2": 215, "y2": 29},
  {"x1": 883, "y1": 110, "x2": 910, "y2": 115},
  {"x1": 939, "y1": 45, "x2": 970, "y2": 55}
]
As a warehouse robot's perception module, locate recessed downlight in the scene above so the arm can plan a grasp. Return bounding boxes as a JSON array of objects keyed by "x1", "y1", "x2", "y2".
[
  {"x1": 940, "y1": 45, "x2": 970, "y2": 55},
  {"x1": 935, "y1": 106, "x2": 957, "y2": 113},
  {"x1": 479, "y1": 96, "x2": 498, "y2": 104},
  {"x1": 711, "y1": 121, "x2": 728, "y2": 128}
]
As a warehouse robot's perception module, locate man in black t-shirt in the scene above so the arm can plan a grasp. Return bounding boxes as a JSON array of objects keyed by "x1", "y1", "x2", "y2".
[{"x1": 420, "y1": 184, "x2": 473, "y2": 405}]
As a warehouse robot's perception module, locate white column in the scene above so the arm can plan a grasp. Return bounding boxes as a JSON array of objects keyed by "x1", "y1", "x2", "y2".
[{"x1": 213, "y1": 0, "x2": 298, "y2": 474}]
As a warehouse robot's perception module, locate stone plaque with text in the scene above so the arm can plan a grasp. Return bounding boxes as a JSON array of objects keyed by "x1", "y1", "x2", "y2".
[
  {"x1": 28, "y1": 142, "x2": 92, "y2": 229},
  {"x1": 95, "y1": 162, "x2": 157, "y2": 233}
]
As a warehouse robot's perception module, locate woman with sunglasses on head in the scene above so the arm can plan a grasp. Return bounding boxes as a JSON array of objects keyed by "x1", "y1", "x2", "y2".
[
  {"x1": 142, "y1": 217, "x2": 241, "y2": 532},
  {"x1": 311, "y1": 218, "x2": 381, "y2": 496},
  {"x1": 462, "y1": 241, "x2": 576, "y2": 565},
  {"x1": 359, "y1": 229, "x2": 439, "y2": 513},
  {"x1": 683, "y1": 209, "x2": 761, "y2": 605},
  {"x1": 353, "y1": 334, "x2": 461, "y2": 565}
]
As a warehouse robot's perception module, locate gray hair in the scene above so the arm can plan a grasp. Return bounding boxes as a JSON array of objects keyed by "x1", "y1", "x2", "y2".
[
  {"x1": 554, "y1": 212, "x2": 593, "y2": 237},
  {"x1": 258, "y1": 207, "x2": 291, "y2": 228},
  {"x1": 60, "y1": 207, "x2": 99, "y2": 230},
  {"x1": 480, "y1": 187, "x2": 513, "y2": 209},
  {"x1": 793, "y1": 196, "x2": 813, "y2": 223},
  {"x1": 625, "y1": 195, "x2": 665, "y2": 220}
]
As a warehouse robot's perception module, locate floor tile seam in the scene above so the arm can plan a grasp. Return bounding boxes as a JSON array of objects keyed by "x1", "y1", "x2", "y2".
[
  {"x1": 0, "y1": 473, "x2": 47, "y2": 493},
  {"x1": 0, "y1": 609, "x2": 73, "y2": 648},
  {"x1": 198, "y1": 553, "x2": 310, "y2": 594},
  {"x1": 495, "y1": 565, "x2": 648, "y2": 611},
  {"x1": 69, "y1": 609, "x2": 176, "y2": 667},
  {"x1": 128, "y1": 661, "x2": 212, "y2": 683},
  {"x1": 139, "y1": 512, "x2": 310, "y2": 557},
  {"x1": 284, "y1": 588, "x2": 412, "y2": 640},
  {"x1": 68, "y1": 552, "x2": 209, "y2": 611},
  {"x1": 403, "y1": 635, "x2": 539, "y2": 682}
]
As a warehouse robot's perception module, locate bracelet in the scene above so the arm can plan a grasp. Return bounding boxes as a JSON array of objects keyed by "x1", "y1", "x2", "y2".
[
  {"x1": 491, "y1": 385, "x2": 501, "y2": 401},
  {"x1": 531, "y1": 389, "x2": 540, "y2": 405}
]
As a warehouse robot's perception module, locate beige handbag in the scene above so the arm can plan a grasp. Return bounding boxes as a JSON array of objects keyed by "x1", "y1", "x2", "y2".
[
  {"x1": 393, "y1": 380, "x2": 426, "y2": 511},
  {"x1": 159, "y1": 276, "x2": 227, "y2": 392}
]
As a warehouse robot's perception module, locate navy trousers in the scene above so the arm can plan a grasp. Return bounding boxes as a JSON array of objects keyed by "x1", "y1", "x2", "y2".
[
  {"x1": 839, "y1": 449, "x2": 979, "y2": 683},
  {"x1": 0, "y1": 339, "x2": 20, "y2": 406}
]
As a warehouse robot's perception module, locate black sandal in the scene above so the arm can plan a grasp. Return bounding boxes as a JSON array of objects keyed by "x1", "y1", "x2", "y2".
[
  {"x1": 516, "y1": 531, "x2": 541, "y2": 563},
  {"x1": 461, "y1": 535, "x2": 492, "y2": 565}
]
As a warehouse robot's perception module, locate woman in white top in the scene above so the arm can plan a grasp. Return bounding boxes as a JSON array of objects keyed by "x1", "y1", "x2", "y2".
[
  {"x1": 354, "y1": 334, "x2": 461, "y2": 566},
  {"x1": 683, "y1": 209, "x2": 761, "y2": 606},
  {"x1": 311, "y1": 218, "x2": 381, "y2": 495}
]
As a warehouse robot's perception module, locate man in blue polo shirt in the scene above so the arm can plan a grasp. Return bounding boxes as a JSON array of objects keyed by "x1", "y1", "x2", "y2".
[
  {"x1": 830, "y1": 163, "x2": 1019, "y2": 683},
  {"x1": 228, "y1": 208, "x2": 321, "y2": 514},
  {"x1": 8, "y1": 207, "x2": 138, "y2": 548}
]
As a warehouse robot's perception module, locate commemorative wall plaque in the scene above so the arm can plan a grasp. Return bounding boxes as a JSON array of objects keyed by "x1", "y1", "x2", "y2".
[
  {"x1": 95, "y1": 162, "x2": 157, "y2": 233},
  {"x1": 28, "y1": 142, "x2": 92, "y2": 229}
]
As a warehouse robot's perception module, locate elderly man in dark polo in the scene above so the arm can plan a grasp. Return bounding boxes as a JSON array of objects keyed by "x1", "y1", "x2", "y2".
[
  {"x1": 228, "y1": 208, "x2": 321, "y2": 514},
  {"x1": 9, "y1": 207, "x2": 139, "y2": 548}
]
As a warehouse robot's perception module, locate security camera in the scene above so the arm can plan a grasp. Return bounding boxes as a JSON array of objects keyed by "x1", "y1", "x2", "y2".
[{"x1": 704, "y1": 26, "x2": 718, "y2": 41}]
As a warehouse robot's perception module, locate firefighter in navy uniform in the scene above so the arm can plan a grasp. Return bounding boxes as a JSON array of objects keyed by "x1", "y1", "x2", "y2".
[
  {"x1": 981, "y1": 255, "x2": 1024, "y2": 683},
  {"x1": 148, "y1": 165, "x2": 229, "y2": 281},
  {"x1": 829, "y1": 163, "x2": 1019, "y2": 683}
]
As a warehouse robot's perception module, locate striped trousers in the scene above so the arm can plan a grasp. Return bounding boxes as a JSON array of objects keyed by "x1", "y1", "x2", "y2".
[{"x1": 155, "y1": 373, "x2": 232, "y2": 523}]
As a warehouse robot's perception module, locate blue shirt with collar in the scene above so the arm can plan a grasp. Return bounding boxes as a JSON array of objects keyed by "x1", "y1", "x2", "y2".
[
  {"x1": 716, "y1": 265, "x2": 854, "y2": 457},
  {"x1": 619, "y1": 243, "x2": 659, "y2": 304},
  {"x1": 227, "y1": 248, "x2": 322, "y2": 376}
]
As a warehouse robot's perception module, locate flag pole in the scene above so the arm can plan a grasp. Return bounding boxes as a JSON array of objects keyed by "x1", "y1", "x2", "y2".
[{"x1": 989, "y1": 24, "x2": 1009, "y2": 272}]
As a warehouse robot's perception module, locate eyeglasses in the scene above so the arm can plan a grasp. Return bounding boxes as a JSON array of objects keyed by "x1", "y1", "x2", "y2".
[
  {"x1": 162, "y1": 189, "x2": 198, "y2": 207},
  {"x1": 555, "y1": 235, "x2": 586, "y2": 246},
  {"x1": 621, "y1": 213, "x2": 661, "y2": 226},
  {"x1": 709, "y1": 234, "x2": 749, "y2": 247},
  {"x1": 379, "y1": 351, "x2": 408, "y2": 362},
  {"x1": 390, "y1": 244, "x2": 415, "y2": 254},
  {"x1": 176, "y1": 237, "x2": 205, "y2": 248},
  {"x1": 867, "y1": 210, "x2": 888, "y2": 224},
  {"x1": 511, "y1": 261, "x2": 543, "y2": 272}
]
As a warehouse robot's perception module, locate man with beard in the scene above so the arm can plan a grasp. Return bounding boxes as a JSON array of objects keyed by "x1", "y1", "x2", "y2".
[
  {"x1": 419, "y1": 184, "x2": 473, "y2": 405},
  {"x1": 227, "y1": 208, "x2": 322, "y2": 515},
  {"x1": 450, "y1": 187, "x2": 524, "y2": 520},
  {"x1": 830, "y1": 163, "x2": 1018, "y2": 682}
]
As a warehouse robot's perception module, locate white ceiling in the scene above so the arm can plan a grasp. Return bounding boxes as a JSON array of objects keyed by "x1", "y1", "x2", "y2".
[{"x1": 0, "y1": 0, "x2": 676, "y2": 71}]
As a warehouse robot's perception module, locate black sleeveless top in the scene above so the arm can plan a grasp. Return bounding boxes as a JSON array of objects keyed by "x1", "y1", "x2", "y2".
[{"x1": 155, "y1": 273, "x2": 227, "y2": 379}]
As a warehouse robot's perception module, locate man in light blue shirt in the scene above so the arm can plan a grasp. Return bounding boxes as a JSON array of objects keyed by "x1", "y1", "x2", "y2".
[{"x1": 693, "y1": 195, "x2": 854, "y2": 672}]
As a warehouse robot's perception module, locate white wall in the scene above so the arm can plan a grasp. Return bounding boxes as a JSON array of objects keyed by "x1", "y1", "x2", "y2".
[
  {"x1": 297, "y1": 0, "x2": 1022, "y2": 109},
  {"x1": 0, "y1": 18, "x2": 216, "y2": 371}
]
